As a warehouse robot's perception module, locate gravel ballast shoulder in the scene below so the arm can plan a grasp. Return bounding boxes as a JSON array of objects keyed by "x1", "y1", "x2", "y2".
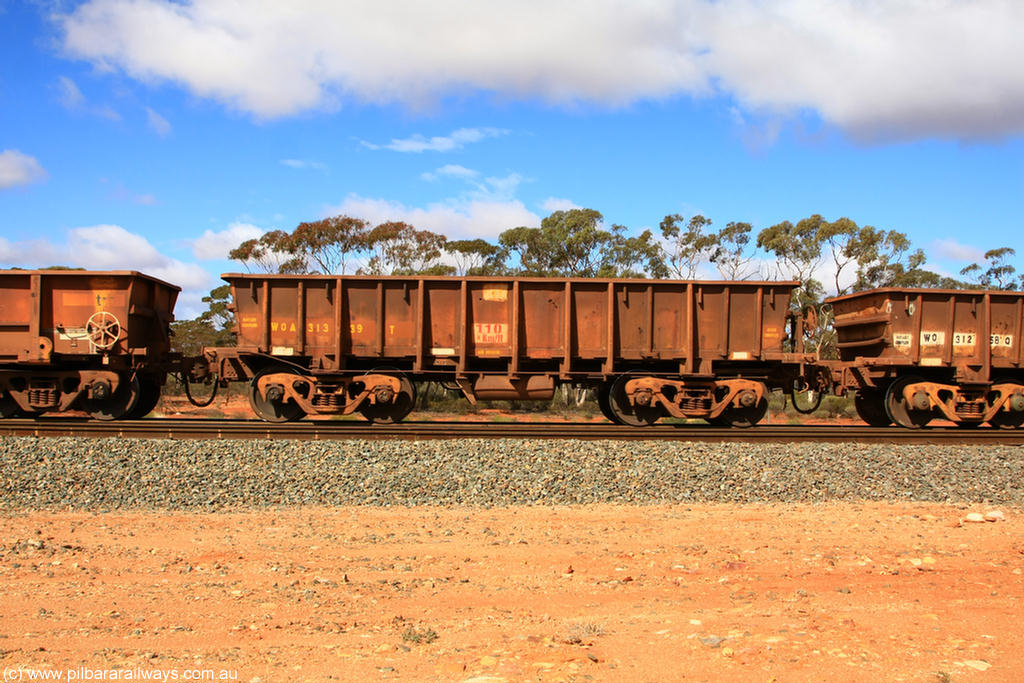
[{"x1": 1, "y1": 436, "x2": 1022, "y2": 510}]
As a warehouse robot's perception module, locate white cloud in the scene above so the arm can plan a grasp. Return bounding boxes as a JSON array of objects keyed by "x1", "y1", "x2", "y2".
[
  {"x1": 700, "y1": 0, "x2": 1024, "y2": 140},
  {"x1": 420, "y1": 165, "x2": 526, "y2": 202},
  {"x1": 58, "y1": 0, "x2": 1024, "y2": 140},
  {"x1": 0, "y1": 237, "x2": 62, "y2": 265},
  {"x1": 0, "y1": 150, "x2": 48, "y2": 189},
  {"x1": 58, "y1": 75, "x2": 85, "y2": 108},
  {"x1": 56, "y1": 75, "x2": 121, "y2": 121},
  {"x1": 0, "y1": 225, "x2": 211, "y2": 290},
  {"x1": 327, "y1": 194, "x2": 539, "y2": 240},
  {"x1": 421, "y1": 164, "x2": 479, "y2": 182},
  {"x1": 363, "y1": 127, "x2": 509, "y2": 153},
  {"x1": 191, "y1": 222, "x2": 265, "y2": 260},
  {"x1": 930, "y1": 239, "x2": 987, "y2": 264},
  {"x1": 280, "y1": 158, "x2": 327, "y2": 171},
  {"x1": 480, "y1": 173, "x2": 525, "y2": 201},
  {"x1": 102, "y1": 179, "x2": 158, "y2": 205},
  {"x1": 146, "y1": 106, "x2": 172, "y2": 136},
  {"x1": 540, "y1": 197, "x2": 582, "y2": 212}
]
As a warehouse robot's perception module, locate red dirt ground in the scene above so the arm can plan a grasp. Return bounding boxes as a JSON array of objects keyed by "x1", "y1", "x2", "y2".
[{"x1": 2, "y1": 503, "x2": 1022, "y2": 682}]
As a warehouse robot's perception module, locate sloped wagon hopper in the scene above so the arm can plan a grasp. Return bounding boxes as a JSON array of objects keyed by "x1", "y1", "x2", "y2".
[
  {"x1": 205, "y1": 274, "x2": 828, "y2": 426},
  {"x1": 0, "y1": 270, "x2": 180, "y2": 420},
  {"x1": 828, "y1": 287, "x2": 1024, "y2": 429}
]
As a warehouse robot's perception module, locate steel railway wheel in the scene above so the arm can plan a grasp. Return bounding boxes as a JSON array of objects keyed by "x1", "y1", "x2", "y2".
[
  {"x1": 990, "y1": 380, "x2": 1024, "y2": 429},
  {"x1": 716, "y1": 390, "x2": 769, "y2": 428},
  {"x1": 358, "y1": 369, "x2": 416, "y2": 424},
  {"x1": 854, "y1": 389, "x2": 892, "y2": 427},
  {"x1": 990, "y1": 411, "x2": 1024, "y2": 429},
  {"x1": 249, "y1": 368, "x2": 305, "y2": 423},
  {"x1": 885, "y1": 376, "x2": 932, "y2": 429},
  {"x1": 84, "y1": 374, "x2": 140, "y2": 421},
  {"x1": 126, "y1": 375, "x2": 162, "y2": 419},
  {"x1": 596, "y1": 381, "x2": 620, "y2": 424},
  {"x1": 607, "y1": 373, "x2": 662, "y2": 427},
  {"x1": 717, "y1": 401, "x2": 769, "y2": 428},
  {"x1": 0, "y1": 390, "x2": 21, "y2": 418}
]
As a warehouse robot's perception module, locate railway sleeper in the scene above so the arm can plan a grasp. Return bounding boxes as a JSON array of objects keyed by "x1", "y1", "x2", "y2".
[
  {"x1": 892, "y1": 380, "x2": 1024, "y2": 426},
  {"x1": 622, "y1": 376, "x2": 766, "y2": 420}
]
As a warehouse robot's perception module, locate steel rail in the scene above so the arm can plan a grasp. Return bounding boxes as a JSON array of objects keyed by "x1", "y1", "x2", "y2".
[{"x1": 1, "y1": 418, "x2": 1023, "y2": 444}]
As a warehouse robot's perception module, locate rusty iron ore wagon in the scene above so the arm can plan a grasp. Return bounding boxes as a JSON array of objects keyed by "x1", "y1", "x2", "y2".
[
  {"x1": 828, "y1": 287, "x2": 1024, "y2": 429},
  {"x1": 203, "y1": 274, "x2": 829, "y2": 426},
  {"x1": 0, "y1": 270, "x2": 181, "y2": 420}
]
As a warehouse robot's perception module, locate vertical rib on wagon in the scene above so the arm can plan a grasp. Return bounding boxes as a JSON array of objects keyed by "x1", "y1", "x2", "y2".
[
  {"x1": 828, "y1": 286, "x2": 1024, "y2": 429},
  {"x1": 0, "y1": 269, "x2": 181, "y2": 420},
  {"x1": 204, "y1": 274, "x2": 827, "y2": 426}
]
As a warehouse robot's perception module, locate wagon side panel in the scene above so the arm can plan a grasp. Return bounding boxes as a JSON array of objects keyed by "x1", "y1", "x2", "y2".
[{"x1": 0, "y1": 272, "x2": 32, "y2": 361}]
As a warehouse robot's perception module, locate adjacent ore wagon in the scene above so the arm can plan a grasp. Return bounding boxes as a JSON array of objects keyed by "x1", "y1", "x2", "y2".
[
  {"x1": 828, "y1": 287, "x2": 1024, "y2": 429},
  {"x1": 204, "y1": 274, "x2": 828, "y2": 426},
  {"x1": 0, "y1": 270, "x2": 180, "y2": 420}
]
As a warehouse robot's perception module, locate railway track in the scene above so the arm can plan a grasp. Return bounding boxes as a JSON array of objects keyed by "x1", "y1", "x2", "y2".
[{"x1": 1, "y1": 418, "x2": 1023, "y2": 444}]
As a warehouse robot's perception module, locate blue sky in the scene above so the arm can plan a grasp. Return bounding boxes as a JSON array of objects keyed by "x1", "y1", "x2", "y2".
[{"x1": 1, "y1": 0, "x2": 1022, "y2": 316}]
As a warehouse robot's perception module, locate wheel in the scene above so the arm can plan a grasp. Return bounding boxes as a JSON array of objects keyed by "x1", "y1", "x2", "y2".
[
  {"x1": 249, "y1": 368, "x2": 305, "y2": 422},
  {"x1": 126, "y1": 375, "x2": 162, "y2": 419},
  {"x1": 0, "y1": 390, "x2": 21, "y2": 418},
  {"x1": 607, "y1": 373, "x2": 662, "y2": 427},
  {"x1": 596, "y1": 381, "x2": 621, "y2": 424},
  {"x1": 854, "y1": 389, "x2": 892, "y2": 427},
  {"x1": 84, "y1": 374, "x2": 140, "y2": 421},
  {"x1": 989, "y1": 380, "x2": 1024, "y2": 429},
  {"x1": 885, "y1": 376, "x2": 932, "y2": 429},
  {"x1": 715, "y1": 385, "x2": 769, "y2": 428},
  {"x1": 990, "y1": 411, "x2": 1024, "y2": 429},
  {"x1": 86, "y1": 311, "x2": 121, "y2": 350},
  {"x1": 358, "y1": 370, "x2": 416, "y2": 424}
]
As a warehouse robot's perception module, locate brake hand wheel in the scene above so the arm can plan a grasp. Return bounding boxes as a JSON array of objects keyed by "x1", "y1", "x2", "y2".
[{"x1": 86, "y1": 311, "x2": 122, "y2": 350}]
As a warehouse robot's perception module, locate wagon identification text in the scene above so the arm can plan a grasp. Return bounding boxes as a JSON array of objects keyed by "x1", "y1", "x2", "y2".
[
  {"x1": 991, "y1": 334, "x2": 1014, "y2": 347},
  {"x1": 482, "y1": 287, "x2": 509, "y2": 302},
  {"x1": 307, "y1": 321, "x2": 330, "y2": 334},
  {"x1": 920, "y1": 331, "x2": 945, "y2": 346},
  {"x1": 474, "y1": 322, "x2": 507, "y2": 344},
  {"x1": 952, "y1": 332, "x2": 976, "y2": 347}
]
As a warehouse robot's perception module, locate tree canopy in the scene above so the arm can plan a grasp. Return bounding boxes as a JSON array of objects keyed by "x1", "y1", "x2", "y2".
[{"x1": 173, "y1": 206, "x2": 1019, "y2": 354}]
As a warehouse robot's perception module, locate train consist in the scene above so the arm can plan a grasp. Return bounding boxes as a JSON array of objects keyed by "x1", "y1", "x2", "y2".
[{"x1": 1, "y1": 268, "x2": 1022, "y2": 429}]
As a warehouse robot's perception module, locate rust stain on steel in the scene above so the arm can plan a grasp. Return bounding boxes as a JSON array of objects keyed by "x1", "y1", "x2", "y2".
[
  {"x1": 221, "y1": 274, "x2": 802, "y2": 380},
  {"x1": 0, "y1": 269, "x2": 179, "y2": 362},
  {"x1": 829, "y1": 287, "x2": 1024, "y2": 384}
]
